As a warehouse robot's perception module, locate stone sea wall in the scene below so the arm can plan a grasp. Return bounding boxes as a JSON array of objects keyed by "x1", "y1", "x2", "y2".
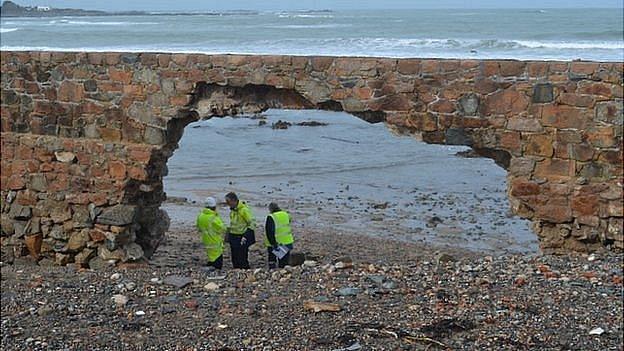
[{"x1": 1, "y1": 51, "x2": 622, "y2": 266}]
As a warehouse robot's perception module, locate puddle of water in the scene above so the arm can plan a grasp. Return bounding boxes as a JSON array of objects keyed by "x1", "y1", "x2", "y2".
[{"x1": 164, "y1": 109, "x2": 538, "y2": 254}]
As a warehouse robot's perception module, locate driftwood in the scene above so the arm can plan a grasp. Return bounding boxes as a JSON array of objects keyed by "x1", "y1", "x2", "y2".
[
  {"x1": 303, "y1": 300, "x2": 342, "y2": 313},
  {"x1": 345, "y1": 322, "x2": 451, "y2": 349}
]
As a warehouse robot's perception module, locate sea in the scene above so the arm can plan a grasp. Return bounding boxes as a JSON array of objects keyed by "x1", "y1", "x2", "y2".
[{"x1": 1, "y1": 8, "x2": 623, "y2": 61}]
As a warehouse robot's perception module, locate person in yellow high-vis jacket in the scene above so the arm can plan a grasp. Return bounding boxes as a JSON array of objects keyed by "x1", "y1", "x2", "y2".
[
  {"x1": 196, "y1": 197, "x2": 226, "y2": 269},
  {"x1": 265, "y1": 202, "x2": 294, "y2": 269},
  {"x1": 225, "y1": 192, "x2": 256, "y2": 269}
]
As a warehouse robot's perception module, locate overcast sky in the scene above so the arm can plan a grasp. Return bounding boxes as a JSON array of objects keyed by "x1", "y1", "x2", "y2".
[{"x1": 9, "y1": 0, "x2": 624, "y2": 11}]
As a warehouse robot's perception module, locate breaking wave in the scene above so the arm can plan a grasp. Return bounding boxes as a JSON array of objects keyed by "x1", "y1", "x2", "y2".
[
  {"x1": 0, "y1": 27, "x2": 19, "y2": 33},
  {"x1": 48, "y1": 19, "x2": 158, "y2": 25},
  {"x1": 2, "y1": 37, "x2": 623, "y2": 61}
]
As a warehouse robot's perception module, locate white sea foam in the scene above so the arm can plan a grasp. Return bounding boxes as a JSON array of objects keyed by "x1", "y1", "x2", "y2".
[
  {"x1": 513, "y1": 40, "x2": 624, "y2": 50},
  {"x1": 266, "y1": 24, "x2": 352, "y2": 29},
  {"x1": 0, "y1": 28, "x2": 19, "y2": 33},
  {"x1": 277, "y1": 13, "x2": 334, "y2": 18},
  {"x1": 48, "y1": 20, "x2": 158, "y2": 26}
]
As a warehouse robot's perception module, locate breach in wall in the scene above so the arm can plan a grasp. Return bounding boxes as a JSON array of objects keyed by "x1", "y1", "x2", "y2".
[{"x1": 1, "y1": 51, "x2": 622, "y2": 266}]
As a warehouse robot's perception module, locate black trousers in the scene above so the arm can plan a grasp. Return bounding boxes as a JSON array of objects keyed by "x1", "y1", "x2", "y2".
[
  {"x1": 207, "y1": 255, "x2": 223, "y2": 270},
  {"x1": 229, "y1": 234, "x2": 250, "y2": 269},
  {"x1": 267, "y1": 244, "x2": 293, "y2": 269}
]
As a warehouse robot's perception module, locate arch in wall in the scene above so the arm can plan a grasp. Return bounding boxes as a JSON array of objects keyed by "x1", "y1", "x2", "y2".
[{"x1": 0, "y1": 52, "x2": 621, "y2": 266}]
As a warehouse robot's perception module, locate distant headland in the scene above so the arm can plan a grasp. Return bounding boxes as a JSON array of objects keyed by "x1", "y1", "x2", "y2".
[{"x1": 0, "y1": 0, "x2": 282, "y2": 17}]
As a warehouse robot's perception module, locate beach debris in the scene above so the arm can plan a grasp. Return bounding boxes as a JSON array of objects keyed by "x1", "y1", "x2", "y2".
[
  {"x1": 436, "y1": 253, "x2": 456, "y2": 263},
  {"x1": 288, "y1": 252, "x2": 306, "y2": 266},
  {"x1": 135, "y1": 310, "x2": 146, "y2": 316},
  {"x1": 111, "y1": 294, "x2": 128, "y2": 307},
  {"x1": 205, "y1": 274, "x2": 227, "y2": 281},
  {"x1": 334, "y1": 261, "x2": 353, "y2": 270},
  {"x1": 272, "y1": 120, "x2": 291, "y2": 129},
  {"x1": 335, "y1": 287, "x2": 361, "y2": 296},
  {"x1": 320, "y1": 135, "x2": 360, "y2": 144},
  {"x1": 420, "y1": 318, "x2": 475, "y2": 337},
  {"x1": 203, "y1": 282, "x2": 220, "y2": 291},
  {"x1": 303, "y1": 260, "x2": 318, "y2": 267},
  {"x1": 372, "y1": 202, "x2": 389, "y2": 209},
  {"x1": 331, "y1": 341, "x2": 361, "y2": 351},
  {"x1": 163, "y1": 275, "x2": 193, "y2": 289},
  {"x1": 165, "y1": 196, "x2": 189, "y2": 204},
  {"x1": 296, "y1": 121, "x2": 328, "y2": 127},
  {"x1": 110, "y1": 273, "x2": 122, "y2": 281},
  {"x1": 183, "y1": 299, "x2": 198, "y2": 310},
  {"x1": 426, "y1": 216, "x2": 444, "y2": 228},
  {"x1": 589, "y1": 327, "x2": 605, "y2": 335},
  {"x1": 304, "y1": 300, "x2": 341, "y2": 313},
  {"x1": 346, "y1": 322, "x2": 449, "y2": 348}
]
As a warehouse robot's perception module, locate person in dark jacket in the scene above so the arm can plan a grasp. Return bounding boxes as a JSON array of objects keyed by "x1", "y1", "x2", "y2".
[{"x1": 225, "y1": 192, "x2": 256, "y2": 269}]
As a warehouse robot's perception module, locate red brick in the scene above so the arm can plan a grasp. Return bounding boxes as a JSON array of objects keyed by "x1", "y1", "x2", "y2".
[
  {"x1": 499, "y1": 61, "x2": 526, "y2": 76},
  {"x1": 500, "y1": 131, "x2": 521, "y2": 150},
  {"x1": 421, "y1": 60, "x2": 440, "y2": 74},
  {"x1": 586, "y1": 127, "x2": 616, "y2": 148},
  {"x1": 484, "y1": 89, "x2": 529, "y2": 115},
  {"x1": 99, "y1": 128, "x2": 122, "y2": 142},
  {"x1": 397, "y1": 60, "x2": 420, "y2": 75},
  {"x1": 128, "y1": 166, "x2": 148, "y2": 181},
  {"x1": 58, "y1": 81, "x2": 84, "y2": 102},
  {"x1": 570, "y1": 143, "x2": 595, "y2": 162},
  {"x1": 572, "y1": 194, "x2": 599, "y2": 216},
  {"x1": 353, "y1": 87, "x2": 372, "y2": 100},
  {"x1": 535, "y1": 159, "x2": 575, "y2": 179},
  {"x1": 570, "y1": 62, "x2": 599, "y2": 75},
  {"x1": 157, "y1": 54, "x2": 171, "y2": 67},
  {"x1": 540, "y1": 105, "x2": 589, "y2": 129},
  {"x1": 510, "y1": 180, "x2": 541, "y2": 197},
  {"x1": 103, "y1": 53, "x2": 120, "y2": 65},
  {"x1": 527, "y1": 62, "x2": 549, "y2": 77},
  {"x1": 577, "y1": 82, "x2": 614, "y2": 97},
  {"x1": 536, "y1": 197, "x2": 573, "y2": 223},
  {"x1": 429, "y1": 99, "x2": 456, "y2": 113},
  {"x1": 169, "y1": 95, "x2": 190, "y2": 106},
  {"x1": 48, "y1": 173, "x2": 69, "y2": 191},
  {"x1": 87, "y1": 53, "x2": 104, "y2": 65},
  {"x1": 129, "y1": 148, "x2": 152, "y2": 163},
  {"x1": 481, "y1": 61, "x2": 499, "y2": 76},
  {"x1": 525, "y1": 134, "x2": 553, "y2": 157},
  {"x1": 89, "y1": 193, "x2": 108, "y2": 206},
  {"x1": 109, "y1": 67, "x2": 133, "y2": 84},
  {"x1": 109, "y1": 161, "x2": 126, "y2": 180},
  {"x1": 16, "y1": 190, "x2": 37, "y2": 206},
  {"x1": 172, "y1": 54, "x2": 189, "y2": 66},
  {"x1": 97, "y1": 81, "x2": 123, "y2": 93},
  {"x1": 66, "y1": 193, "x2": 90, "y2": 204},
  {"x1": 558, "y1": 93, "x2": 594, "y2": 107}
]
